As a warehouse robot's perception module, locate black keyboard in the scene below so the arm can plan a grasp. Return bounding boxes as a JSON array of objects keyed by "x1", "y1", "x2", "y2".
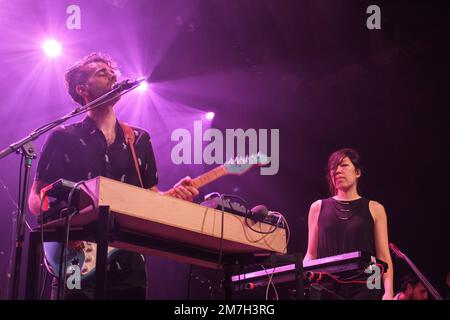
[{"x1": 231, "y1": 251, "x2": 388, "y2": 289}]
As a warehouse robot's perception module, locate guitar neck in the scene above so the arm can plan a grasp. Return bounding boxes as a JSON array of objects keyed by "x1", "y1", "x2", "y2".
[
  {"x1": 403, "y1": 255, "x2": 443, "y2": 300},
  {"x1": 192, "y1": 165, "x2": 228, "y2": 189}
]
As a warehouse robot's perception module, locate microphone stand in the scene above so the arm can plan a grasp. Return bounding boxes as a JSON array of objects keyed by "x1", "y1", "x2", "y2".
[{"x1": 0, "y1": 81, "x2": 139, "y2": 299}]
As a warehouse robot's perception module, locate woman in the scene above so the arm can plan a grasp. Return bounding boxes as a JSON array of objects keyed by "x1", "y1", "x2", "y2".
[{"x1": 304, "y1": 148, "x2": 393, "y2": 299}]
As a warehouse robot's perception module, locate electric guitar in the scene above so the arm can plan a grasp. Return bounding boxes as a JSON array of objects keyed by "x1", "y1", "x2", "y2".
[
  {"x1": 43, "y1": 153, "x2": 269, "y2": 280},
  {"x1": 390, "y1": 243, "x2": 444, "y2": 300}
]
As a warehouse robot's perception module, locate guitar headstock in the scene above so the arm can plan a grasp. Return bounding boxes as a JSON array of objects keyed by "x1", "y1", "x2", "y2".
[
  {"x1": 223, "y1": 153, "x2": 269, "y2": 175},
  {"x1": 389, "y1": 243, "x2": 406, "y2": 260}
]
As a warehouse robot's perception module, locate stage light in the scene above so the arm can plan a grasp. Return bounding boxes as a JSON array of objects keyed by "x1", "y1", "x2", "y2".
[
  {"x1": 42, "y1": 39, "x2": 62, "y2": 58},
  {"x1": 205, "y1": 112, "x2": 215, "y2": 120},
  {"x1": 137, "y1": 81, "x2": 148, "y2": 92}
]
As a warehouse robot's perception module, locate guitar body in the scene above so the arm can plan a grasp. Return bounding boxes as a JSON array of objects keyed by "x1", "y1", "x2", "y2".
[{"x1": 44, "y1": 241, "x2": 119, "y2": 280}]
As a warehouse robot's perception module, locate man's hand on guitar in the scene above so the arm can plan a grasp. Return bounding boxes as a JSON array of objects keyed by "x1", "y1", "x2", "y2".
[{"x1": 165, "y1": 176, "x2": 199, "y2": 201}]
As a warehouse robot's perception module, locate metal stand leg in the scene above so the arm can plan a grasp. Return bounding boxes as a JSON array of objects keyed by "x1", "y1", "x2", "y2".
[
  {"x1": 223, "y1": 265, "x2": 233, "y2": 300},
  {"x1": 95, "y1": 205, "x2": 110, "y2": 300},
  {"x1": 11, "y1": 146, "x2": 35, "y2": 299},
  {"x1": 294, "y1": 253, "x2": 304, "y2": 300},
  {"x1": 25, "y1": 230, "x2": 42, "y2": 300}
]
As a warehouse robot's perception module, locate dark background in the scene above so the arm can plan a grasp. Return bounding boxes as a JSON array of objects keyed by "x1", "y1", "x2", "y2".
[{"x1": 0, "y1": 0, "x2": 448, "y2": 299}]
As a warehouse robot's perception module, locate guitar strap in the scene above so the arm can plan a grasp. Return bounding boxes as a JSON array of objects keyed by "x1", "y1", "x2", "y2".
[{"x1": 119, "y1": 121, "x2": 144, "y2": 188}]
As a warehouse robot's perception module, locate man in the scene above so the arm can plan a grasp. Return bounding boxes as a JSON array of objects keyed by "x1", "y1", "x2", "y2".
[
  {"x1": 394, "y1": 274, "x2": 429, "y2": 300},
  {"x1": 28, "y1": 52, "x2": 199, "y2": 299}
]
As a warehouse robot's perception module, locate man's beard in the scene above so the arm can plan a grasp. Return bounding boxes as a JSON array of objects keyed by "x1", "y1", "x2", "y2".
[{"x1": 91, "y1": 87, "x2": 121, "y2": 108}]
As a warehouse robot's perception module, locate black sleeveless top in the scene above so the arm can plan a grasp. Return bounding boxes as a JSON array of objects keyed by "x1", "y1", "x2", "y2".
[{"x1": 317, "y1": 197, "x2": 376, "y2": 258}]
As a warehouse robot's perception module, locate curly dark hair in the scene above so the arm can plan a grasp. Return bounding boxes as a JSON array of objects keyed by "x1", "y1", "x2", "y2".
[
  {"x1": 326, "y1": 148, "x2": 362, "y2": 195},
  {"x1": 64, "y1": 52, "x2": 119, "y2": 105},
  {"x1": 400, "y1": 274, "x2": 421, "y2": 292}
]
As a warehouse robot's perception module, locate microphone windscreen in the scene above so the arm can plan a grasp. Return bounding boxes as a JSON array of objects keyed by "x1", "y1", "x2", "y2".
[{"x1": 250, "y1": 205, "x2": 269, "y2": 221}]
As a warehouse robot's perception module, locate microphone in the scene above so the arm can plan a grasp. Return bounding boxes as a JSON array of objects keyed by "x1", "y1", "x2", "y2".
[
  {"x1": 112, "y1": 77, "x2": 146, "y2": 91},
  {"x1": 250, "y1": 205, "x2": 283, "y2": 225},
  {"x1": 250, "y1": 205, "x2": 269, "y2": 221}
]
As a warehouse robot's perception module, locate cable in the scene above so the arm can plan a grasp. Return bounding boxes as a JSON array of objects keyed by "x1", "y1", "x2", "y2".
[
  {"x1": 39, "y1": 180, "x2": 95, "y2": 300},
  {"x1": 17, "y1": 155, "x2": 23, "y2": 218},
  {"x1": 0, "y1": 179, "x2": 19, "y2": 209},
  {"x1": 39, "y1": 194, "x2": 48, "y2": 299},
  {"x1": 0, "y1": 179, "x2": 27, "y2": 230},
  {"x1": 215, "y1": 193, "x2": 247, "y2": 298},
  {"x1": 319, "y1": 272, "x2": 370, "y2": 285},
  {"x1": 212, "y1": 194, "x2": 287, "y2": 298},
  {"x1": 217, "y1": 194, "x2": 226, "y2": 269},
  {"x1": 243, "y1": 207, "x2": 288, "y2": 236},
  {"x1": 244, "y1": 216, "x2": 279, "y2": 234},
  {"x1": 315, "y1": 264, "x2": 386, "y2": 286},
  {"x1": 39, "y1": 189, "x2": 65, "y2": 299},
  {"x1": 255, "y1": 210, "x2": 290, "y2": 253},
  {"x1": 279, "y1": 214, "x2": 291, "y2": 253},
  {"x1": 1, "y1": 176, "x2": 34, "y2": 299},
  {"x1": 0, "y1": 179, "x2": 19, "y2": 298},
  {"x1": 39, "y1": 268, "x2": 49, "y2": 300},
  {"x1": 5, "y1": 212, "x2": 18, "y2": 299},
  {"x1": 216, "y1": 194, "x2": 251, "y2": 268},
  {"x1": 6, "y1": 155, "x2": 34, "y2": 299},
  {"x1": 56, "y1": 207, "x2": 72, "y2": 300},
  {"x1": 261, "y1": 264, "x2": 279, "y2": 301},
  {"x1": 59, "y1": 180, "x2": 87, "y2": 300},
  {"x1": 67, "y1": 181, "x2": 86, "y2": 211}
]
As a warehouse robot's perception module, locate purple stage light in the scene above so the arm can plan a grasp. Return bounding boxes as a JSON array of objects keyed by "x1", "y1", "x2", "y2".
[
  {"x1": 137, "y1": 81, "x2": 149, "y2": 92},
  {"x1": 205, "y1": 112, "x2": 215, "y2": 120},
  {"x1": 42, "y1": 39, "x2": 62, "y2": 58}
]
